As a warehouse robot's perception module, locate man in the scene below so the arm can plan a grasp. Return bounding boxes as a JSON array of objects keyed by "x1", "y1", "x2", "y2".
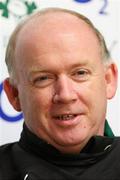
[{"x1": 0, "y1": 7, "x2": 119, "y2": 179}]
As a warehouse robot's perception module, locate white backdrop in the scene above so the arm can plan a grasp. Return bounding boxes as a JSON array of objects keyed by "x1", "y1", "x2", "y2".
[{"x1": 0, "y1": 0, "x2": 120, "y2": 145}]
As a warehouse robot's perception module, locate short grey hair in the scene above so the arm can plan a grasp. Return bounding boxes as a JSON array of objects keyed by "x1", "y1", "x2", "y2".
[{"x1": 5, "y1": 7, "x2": 111, "y2": 79}]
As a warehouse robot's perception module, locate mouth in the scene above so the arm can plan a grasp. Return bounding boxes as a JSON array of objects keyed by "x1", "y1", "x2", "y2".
[
  {"x1": 53, "y1": 113, "x2": 80, "y2": 127},
  {"x1": 54, "y1": 114, "x2": 77, "y2": 121}
]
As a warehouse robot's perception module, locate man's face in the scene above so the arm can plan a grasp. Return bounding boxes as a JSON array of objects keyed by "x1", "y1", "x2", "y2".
[{"x1": 9, "y1": 13, "x2": 117, "y2": 153}]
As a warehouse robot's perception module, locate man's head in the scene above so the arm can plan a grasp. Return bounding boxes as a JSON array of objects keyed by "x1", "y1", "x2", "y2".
[{"x1": 4, "y1": 8, "x2": 118, "y2": 153}]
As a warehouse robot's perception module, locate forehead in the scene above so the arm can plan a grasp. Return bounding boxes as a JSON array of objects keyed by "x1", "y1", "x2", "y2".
[
  {"x1": 14, "y1": 12, "x2": 101, "y2": 70},
  {"x1": 16, "y1": 11, "x2": 99, "y2": 46}
]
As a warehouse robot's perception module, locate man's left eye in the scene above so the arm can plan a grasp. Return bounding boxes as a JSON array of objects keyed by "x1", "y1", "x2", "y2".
[
  {"x1": 72, "y1": 69, "x2": 89, "y2": 81},
  {"x1": 76, "y1": 70, "x2": 88, "y2": 75},
  {"x1": 74, "y1": 69, "x2": 88, "y2": 76}
]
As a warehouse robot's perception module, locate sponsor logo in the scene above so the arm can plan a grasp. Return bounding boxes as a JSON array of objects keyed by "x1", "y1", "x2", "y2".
[
  {"x1": 74, "y1": 0, "x2": 92, "y2": 3},
  {"x1": 0, "y1": 0, "x2": 37, "y2": 19},
  {"x1": 0, "y1": 82, "x2": 23, "y2": 122},
  {"x1": 73, "y1": 0, "x2": 108, "y2": 15}
]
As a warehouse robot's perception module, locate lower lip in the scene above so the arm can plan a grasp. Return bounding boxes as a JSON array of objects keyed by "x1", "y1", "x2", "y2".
[{"x1": 54, "y1": 115, "x2": 81, "y2": 127}]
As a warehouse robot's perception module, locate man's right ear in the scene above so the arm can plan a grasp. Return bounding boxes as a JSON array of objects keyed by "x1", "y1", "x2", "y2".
[{"x1": 3, "y1": 78, "x2": 21, "y2": 112}]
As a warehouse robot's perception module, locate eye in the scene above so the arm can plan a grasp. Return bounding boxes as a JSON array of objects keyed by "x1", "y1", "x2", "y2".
[
  {"x1": 33, "y1": 74, "x2": 55, "y2": 87},
  {"x1": 36, "y1": 75, "x2": 49, "y2": 81},
  {"x1": 72, "y1": 69, "x2": 90, "y2": 81},
  {"x1": 75, "y1": 69, "x2": 87, "y2": 75}
]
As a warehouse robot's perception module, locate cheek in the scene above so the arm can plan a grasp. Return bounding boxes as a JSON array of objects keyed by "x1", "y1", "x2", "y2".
[
  {"x1": 87, "y1": 81, "x2": 107, "y2": 125},
  {"x1": 76, "y1": 79, "x2": 107, "y2": 114},
  {"x1": 29, "y1": 88, "x2": 54, "y2": 112},
  {"x1": 86, "y1": 77, "x2": 107, "y2": 98}
]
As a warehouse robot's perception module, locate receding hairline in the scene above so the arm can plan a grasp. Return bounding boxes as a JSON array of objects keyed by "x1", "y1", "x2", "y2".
[
  {"x1": 9, "y1": 7, "x2": 101, "y2": 43},
  {"x1": 5, "y1": 7, "x2": 111, "y2": 80},
  {"x1": 12, "y1": 7, "x2": 102, "y2": 40}
]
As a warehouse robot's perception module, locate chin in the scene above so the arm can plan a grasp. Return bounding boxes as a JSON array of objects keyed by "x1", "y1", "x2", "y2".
[{"x1": 55, "y1": 133, "x2": 88, "y2": 147}]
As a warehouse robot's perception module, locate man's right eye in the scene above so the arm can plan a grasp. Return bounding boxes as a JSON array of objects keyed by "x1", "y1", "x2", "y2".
[
  {"x1": 33, "y1": 74, "x2": 55, "y2": 88},
  {"x1": 36, "y1": 76, "x2": 49, "y2": 81}
]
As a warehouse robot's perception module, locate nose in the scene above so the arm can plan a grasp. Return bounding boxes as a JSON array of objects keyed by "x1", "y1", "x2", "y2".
[{"x1": 52, "y1": 75, "x2": 77, "y2": 104}]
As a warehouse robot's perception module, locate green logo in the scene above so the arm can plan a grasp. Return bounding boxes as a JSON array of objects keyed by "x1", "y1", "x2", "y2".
[{"x1": 0, "y1": 0, "x2": 37, "y2": 18}]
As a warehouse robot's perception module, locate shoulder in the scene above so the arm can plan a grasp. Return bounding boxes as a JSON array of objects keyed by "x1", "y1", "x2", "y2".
[
  {"x1": 0, "y1": 142, "x2": 20, "y2": 180},
  {"x1": 0, "y1": 142, "x2": 17, "y2": 155},
  {"x1": 0, "y1": 142, "x2": 19, "y2": 166},
  {"x1": 103, "y1": 136, "x2": 120, "y2": 148},
  {"x1": 102, "y1": 136, "x2": 120, "y2": 158},
  {"x1": 112, "y1": 136, "x2": 120, "y2": 147}
]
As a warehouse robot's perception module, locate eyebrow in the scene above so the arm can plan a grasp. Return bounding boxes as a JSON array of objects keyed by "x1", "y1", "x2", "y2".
[{"x1": 28, "y1": 61, "x2": 90, "y2": 76}]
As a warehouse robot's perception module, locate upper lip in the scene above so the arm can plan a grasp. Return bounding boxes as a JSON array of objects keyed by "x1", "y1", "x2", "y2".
[
  {"x1": 54, "y1": 114, "x2": 76, "y2": 117},
  {"x1": 52, "y1": 112, "x2": 79, "y2": 118},
  {"x1": 51, "y1": 108, "x2": 84, "y2": 117}
]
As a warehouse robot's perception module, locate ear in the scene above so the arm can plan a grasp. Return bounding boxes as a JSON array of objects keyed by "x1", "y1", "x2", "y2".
[
  {"x1": 105, "y1": 63, "x2": 118, "y2": 99},
  {"x1": 3, "y1": 78, "x2": 21, "y2": 112}
]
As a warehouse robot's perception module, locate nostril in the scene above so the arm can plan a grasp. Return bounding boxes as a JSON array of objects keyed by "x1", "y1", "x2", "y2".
[{"x1": 52, "y1": 92, "x2": 77, "y2": 104}]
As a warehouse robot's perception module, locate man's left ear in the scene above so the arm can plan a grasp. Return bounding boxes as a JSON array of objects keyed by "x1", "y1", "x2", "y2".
[{"x1": 105, "y1": 62, "x2": 118, "y2": 99}]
